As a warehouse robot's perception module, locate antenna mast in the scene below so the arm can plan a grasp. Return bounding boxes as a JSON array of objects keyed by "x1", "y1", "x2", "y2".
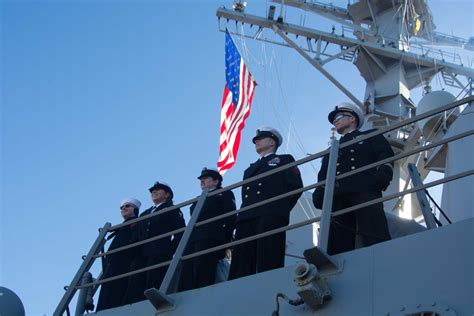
[{"x1": 216, "y1": 0, "x2": 473, "y2": 218}]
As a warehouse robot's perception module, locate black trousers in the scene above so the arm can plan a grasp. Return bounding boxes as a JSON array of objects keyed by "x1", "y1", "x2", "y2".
[
  {"x1": 229, "y1": 216, "x2": 286, "y2": 280},
  {"x1": 96, "y1": 266, "x2": 128, "y2": 311},
  {"x1": 122, "y1": 253, "x2": 171, "y2": 305},
  {"x1": 179, "y1": 239, "x2": 221, "y2": 291},
  {"x1": 328, "y1": 191, "x2": 391, "y2": 255}
]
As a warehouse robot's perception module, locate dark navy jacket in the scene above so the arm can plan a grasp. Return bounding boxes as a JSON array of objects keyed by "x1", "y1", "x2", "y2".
[
  {"x1": 96, "y1": 217, "x2": 137, "y2": 311},
  {"x1": 315, "y1": 129, "x2": 394, "y2": 200},
  {"x1": 239, "y1": 153, "x2": 303, "y2": 224},
  {"x1": 133, "y1": 201, "x2": 185, "y2": 257},
  {"x1": 190, "y1": 188, "x2": 236, "y2": 243}
]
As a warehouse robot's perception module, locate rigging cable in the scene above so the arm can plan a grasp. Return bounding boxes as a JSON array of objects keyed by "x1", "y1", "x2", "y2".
[
  {"x1": 235, "y1": 16, "x2": 332, "y2": 175},
  {"x1": 400, "y1": 0, "x2": 409, "y2": 46},
  {"x1": 262, "y1": 42, "x2": 268, "y2": 122},
  {"x1": 239, "y1": 37, "x2": 313, "y2": 163},
  {"x1": 237, "y1": 33, "x2": 317, "y2": 219},
  {"x1": 425, "y1": 188, "x2": 452, "y2": 224},
  {"x1": 422, "y1": 1, "x2": 444, "y2": 89},
  {"x1": 238, "y1": 24, "x2": 268, "y2": 122},
  {"x1": 271, "y1": 50, "x2": 319, "y2": 218},
  {"x1": 271, "y1": 49, "x2": 319, "y2": 174}
]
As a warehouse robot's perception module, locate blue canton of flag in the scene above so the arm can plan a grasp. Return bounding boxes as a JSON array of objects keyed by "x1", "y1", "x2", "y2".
[{"x1": 225, "y1": 31, "x2": 242, "y2": 108}]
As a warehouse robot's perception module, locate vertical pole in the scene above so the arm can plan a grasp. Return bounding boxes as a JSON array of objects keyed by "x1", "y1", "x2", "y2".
[
  {"x1": 318, "y1": 138, "x2": 340, "y2": 252},
  {"x1": 159, "y1": 189, "x2": 209, "y2": 294},
  {"x1": 90, "y1": 271, "x2": 103, "y2": 298},
  {"x1": 74, "y1": 272, "x2": 93, "y2": 316},
  {"x1": 407, "y1": 163, "x2": 437, "y2": 229},
  {"x1": 53, "y1": 223, "x2": 111, "y2": 316}
]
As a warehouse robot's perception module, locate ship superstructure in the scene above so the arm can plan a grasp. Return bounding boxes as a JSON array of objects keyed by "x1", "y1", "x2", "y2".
[{"x1": 216, "y1": 0, "x2": 474, "y2": 221}]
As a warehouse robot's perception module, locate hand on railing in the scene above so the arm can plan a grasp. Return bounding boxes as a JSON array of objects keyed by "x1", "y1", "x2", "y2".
[
  {"x1": 375, "y1": 167, "x2": 392, "y2": 191},
  {"x1": 312, "y1": 187, "x2": 324, "y2": 209}
]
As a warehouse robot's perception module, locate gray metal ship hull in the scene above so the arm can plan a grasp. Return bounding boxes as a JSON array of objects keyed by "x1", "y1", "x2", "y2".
[{"x1": 95, "y1": 217, "x2": 473, "y2": 315}]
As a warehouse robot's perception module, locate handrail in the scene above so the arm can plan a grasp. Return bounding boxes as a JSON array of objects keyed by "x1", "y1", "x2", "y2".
[
  {"x1": 75, "y1": 126, "x2": 474, "y2": 289},
  {"x1": 76, "y1": 168, "x2": 473, "y2": 290},
  {"x1": 207, "y1": 95, "x2": 473, "y2": 200},
  {"x1": 93, "y1": 113, "x2": 474, "y2": 265},
  {"x1": 77, "y1": 259, "x2": 174, "y2": 289},
  {"x1": 107, "y1": 95, "x2": 473, "y2": 233},
  {"x1": 99, "y1": 126, "x2": 473, "y2": 261},
  {"x1": 185, "y1": 169, "x2": 472, "y2": 258},
  {"x1": 179, "y1": 172, "x2": 473, "y2": 265},
  {"x1": 227, "y1": 129, "x2": 472, "y2": 225},
  {"x1": 84, "y1": 125, "x2": 473, "y2": 298},
  {"x1": 93, "y1": 226, "x2": 186, "y2": 259},
  {"x1": 57, "y1": 96, "x2": 473, "y2": 314},
  {"x1": 179, "y1": 127, "x2": 472, "y2": 263}
]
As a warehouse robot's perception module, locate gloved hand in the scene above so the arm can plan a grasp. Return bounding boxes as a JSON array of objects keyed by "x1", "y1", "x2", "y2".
[
  {"x1": 375, "y1": 166, "x2": 392, "y2": 191},
  {"x1": 224, "y1": 224, "x2": 235, "y2": 243},
  {"x1": 312, "y1": 187, "x2": 325, "y2": 209}
]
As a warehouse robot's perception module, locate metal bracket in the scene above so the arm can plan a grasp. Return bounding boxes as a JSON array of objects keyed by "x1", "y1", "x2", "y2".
[
  {"x1": 303, "y1": 246, "x2": 341, "y2": 275},
  {"x1": 144, "y1": 288, "x2": 175, "y2": 313},
  {"x1": 407, "y1": 163, "x2": 437, "y2": 229}
]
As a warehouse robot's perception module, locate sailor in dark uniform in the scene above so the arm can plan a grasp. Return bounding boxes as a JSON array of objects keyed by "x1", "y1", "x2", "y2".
[
  {"x1": 96, "y1": 198, "x2": 141, "y2": 311},
  {"x1": 229, "y1": 127, "x2": 303, "y2": 280},
  {"x1": 123, "y1": 182, "x2": 185, "y2": 304},
  {"x1": 180, "y1": 168, "x2": 236, "y2": 290},
  {"x1": 313, "y1": 102, "x2": 393, "y2": 255}
]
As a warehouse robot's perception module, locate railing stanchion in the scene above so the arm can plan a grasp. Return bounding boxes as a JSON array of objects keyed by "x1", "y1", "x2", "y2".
[
  {"x1": 74, "y1": 272, "x2": 93, "y2": 316},
  {"x1": 144, "y1": 188, "x2": 210, "y2": 311},
  {"x1": 53, "y1": 222, "x2": 111, "y2": 316},
  {"x1": 303, "y1": 138, "x2": 340, "y2": 274},
  {"x1": 318, "y1": 138, "x2": 340, "y2": 252}
]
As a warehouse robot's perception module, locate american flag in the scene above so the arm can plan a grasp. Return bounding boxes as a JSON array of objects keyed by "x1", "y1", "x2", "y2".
[{"x1": 217, "y1": 30, "x2": 256, "y2": 175}]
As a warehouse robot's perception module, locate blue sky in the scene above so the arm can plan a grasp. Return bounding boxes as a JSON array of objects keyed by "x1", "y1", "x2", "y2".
[{"x1": 1, "y1": 0, "x2": 472, "y2": 314}]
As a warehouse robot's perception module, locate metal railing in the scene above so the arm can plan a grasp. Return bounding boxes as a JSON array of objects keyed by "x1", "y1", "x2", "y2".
[{"x1": 54, "y1": 96, "x2": 474, "y2": 315}]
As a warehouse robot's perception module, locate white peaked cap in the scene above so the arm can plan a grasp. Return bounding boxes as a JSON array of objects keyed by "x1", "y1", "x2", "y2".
[
  {"x1": 328, "y1": 102, "x2": 365, "y2": 129},
  {"x1": 252, "y1": 126, "x2": 283, "y2": 147}
]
